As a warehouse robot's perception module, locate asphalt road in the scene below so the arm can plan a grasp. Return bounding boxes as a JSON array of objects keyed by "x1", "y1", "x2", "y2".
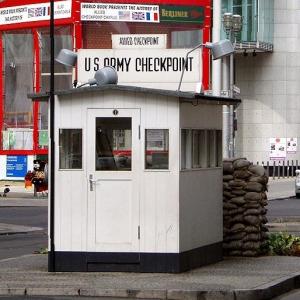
[
  {"x1": 268, "y1": 197, "x2": 300, "y2": 220},
  {"x1": 0, "y1": 206, "x2": 47, "y2": 260}
]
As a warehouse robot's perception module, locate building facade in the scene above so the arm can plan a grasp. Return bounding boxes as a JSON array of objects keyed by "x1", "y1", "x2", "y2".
[
  {"x1": 0, "y1": 0, "x2": 211, "y2": 180},
  {"x1": 224, "y1": 0, "x2": 300, "y2": 168}
]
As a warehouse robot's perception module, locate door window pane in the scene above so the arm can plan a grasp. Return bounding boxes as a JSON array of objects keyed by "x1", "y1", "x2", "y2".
[
  {"x1": 145, "y1": 129, "x2": 169, "y2": 170},
  {"x1": 96, "y1": 117, "x2": 131, "y2": 171},
  {"x1": 59, "y1": 129, "x2": 82, "y2": 169}
]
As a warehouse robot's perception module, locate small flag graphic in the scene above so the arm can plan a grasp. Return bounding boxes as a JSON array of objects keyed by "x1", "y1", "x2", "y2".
[
  {"x1": 146, "y1": 12, "x2": 159, "y2": 22},
  {"x1": 132, "y1": 12, "x2": 145, "y2": 20},
  {"x1": 28, "y1": 7, "x2": 48, "y2": 18}
]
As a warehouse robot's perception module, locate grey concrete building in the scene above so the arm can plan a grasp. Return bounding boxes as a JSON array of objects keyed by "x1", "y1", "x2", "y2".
[{"x1": 223, "y1": 0, "x2": 300, "y2": 168}]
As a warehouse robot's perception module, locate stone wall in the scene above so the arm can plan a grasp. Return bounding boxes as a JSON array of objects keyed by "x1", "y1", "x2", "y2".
[{"x1": 223, "y1": 158, "x2": 269, "y2": 256}]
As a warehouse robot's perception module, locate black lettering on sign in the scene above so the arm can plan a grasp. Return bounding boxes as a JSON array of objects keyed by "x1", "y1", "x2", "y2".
[
  {"x1": 85, "y1": 58, "x2": 91, "y2": 72},
  {"x1": 93, "y1": 57, "x2": 100, "y2": 71}
]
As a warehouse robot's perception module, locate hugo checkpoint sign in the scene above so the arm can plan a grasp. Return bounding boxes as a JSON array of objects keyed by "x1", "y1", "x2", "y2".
[{"x1": 77, "y1": 49, "x2": 201, "y2": 89}]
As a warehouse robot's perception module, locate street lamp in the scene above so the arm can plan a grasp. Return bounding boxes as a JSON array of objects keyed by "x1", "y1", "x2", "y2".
[
  {"x1": 177, "y1": 39, "x2": 234, "y2": 91},
  {"x1": 49, "y1": 0, "x2": 55, "y2": 272},
  {"x1": 222, "y1": 13, "x2": 242, "y2": 158}
]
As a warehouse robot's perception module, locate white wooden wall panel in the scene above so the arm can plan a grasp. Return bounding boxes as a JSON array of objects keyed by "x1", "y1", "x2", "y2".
[
  {"x1": 179, "y1": 103, "x2": 223, "y2": 252},
  {"x1": 180, "y1": 103, "x2": 222, "y2": 129},
  {"x1": 54, "y1": 90, "x2": 180, "y2": 253},
  {"x1": 54, "y1": 95, "x2": 87, "y2": 251},
  {"x1": 179, "y1": 170, "x2": 223, "y2": 252}
]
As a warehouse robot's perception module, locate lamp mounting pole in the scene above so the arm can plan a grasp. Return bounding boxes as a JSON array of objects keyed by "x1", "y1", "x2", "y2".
[
  {"x1": 177, "y1": 44, "x2": 203, "y2": 92},
  {"x1": 49, "y1": 0, "x2": 55, "y2": 272}
]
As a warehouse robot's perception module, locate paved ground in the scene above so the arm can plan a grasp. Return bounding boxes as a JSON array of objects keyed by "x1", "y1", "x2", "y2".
[
  {"x1": 0, "y1": 254, "x2": 300, "y2": 299},
  {"x1": 268, "y1": 177, "x2": 295, "y2": 200},
  {"x1": 0, "y1": 180, "x2": 298, "y2": 299}
]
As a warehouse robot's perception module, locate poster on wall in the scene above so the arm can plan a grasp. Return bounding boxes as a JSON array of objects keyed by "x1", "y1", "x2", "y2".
[
  {"x1": 81, "y1": 3, "x2": 159, "y2": 23},
  {"x1": 287, "y1": 137, "x2": 297, "y2": 154},
  {"x1": 6, "y1": 156, "x2": 28, "y2": 178},
  {"x1": 77, "y1": 48, "x2": 201, "y2": 89},
  {"x1": 269, "y1": 138, "x2": 287, "y2": 160}
]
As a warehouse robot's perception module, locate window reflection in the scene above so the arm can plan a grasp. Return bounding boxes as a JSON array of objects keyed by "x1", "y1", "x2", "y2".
[{"x1": 96, "y1": 117, "x2": 132, "y2": 171}]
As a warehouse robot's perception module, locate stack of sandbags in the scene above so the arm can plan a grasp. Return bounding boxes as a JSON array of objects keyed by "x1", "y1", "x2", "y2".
[{"x1": 223, "y1": 158, "x2": 269, "y2": 256}]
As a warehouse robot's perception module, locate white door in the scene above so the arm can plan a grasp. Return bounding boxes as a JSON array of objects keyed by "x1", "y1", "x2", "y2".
[{"x1": 87, "y1": 108, "x2": 140, "y2": 254}]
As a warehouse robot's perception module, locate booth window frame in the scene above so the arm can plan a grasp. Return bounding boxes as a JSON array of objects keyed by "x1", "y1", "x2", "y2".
[{"x1": 181, "y1": 128, "x2": 222, "y2": 170}]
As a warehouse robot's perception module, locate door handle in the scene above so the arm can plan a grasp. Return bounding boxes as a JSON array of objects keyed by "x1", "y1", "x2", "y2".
[{"x1": 89, "y1": 174, "x2": 97, "y2": 191}]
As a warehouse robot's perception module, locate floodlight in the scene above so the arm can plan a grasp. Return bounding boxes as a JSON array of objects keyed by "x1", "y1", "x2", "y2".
[
  {"x1": 77, "y1": 66, "x2": 118, "y2": 88},
  {"x1": 55, "y1": 49, "x2": 77, "y2": 67},
  {"x1": 177, "y1": 39, "x2": 235, "y2": 91},
  {"x1": 205, "y1": 39, "x2": 235, "y2": 60}
]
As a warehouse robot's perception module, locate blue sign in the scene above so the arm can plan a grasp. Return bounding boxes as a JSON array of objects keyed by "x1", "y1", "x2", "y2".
[{"x1": 6, "y1": 155, "x2": 28, "y2": 178}]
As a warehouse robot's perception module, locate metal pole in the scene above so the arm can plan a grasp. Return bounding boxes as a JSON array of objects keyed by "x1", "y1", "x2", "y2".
[
  {"x1": 222, "y1": 55, "x2": 230, "y2": 158},
  {"x1": 177, "y1": 44, "x2": 203, "y2": 91},
  {"x1": 49, "y1": 0, "x2": 55, "y2": 272},
  {"x1": 212, "y1": 0, "x2": 221, "y2": 97},
  {"x1": 229, "y1": 53, "x2": 234, "y2": 157}
]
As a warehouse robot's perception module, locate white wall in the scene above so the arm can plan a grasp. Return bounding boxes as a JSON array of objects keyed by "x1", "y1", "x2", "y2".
[
  {"x1": 54, "y1": 89, "x2": 180, "y2": 253},
  {"x1": 179, "y1": 103, "x2": 223, "y2": 251},
  {"x1": 235, "y1": 0, "x2": 300, "y2": 163}
]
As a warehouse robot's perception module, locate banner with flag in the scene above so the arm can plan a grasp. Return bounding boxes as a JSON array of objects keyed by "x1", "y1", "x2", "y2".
[
  {"x1": 0, "y1": 0, "x2": 71, "y2": 27},
  {"x1": 81, "y1": 3, "x2": 160, "y2": 23}
]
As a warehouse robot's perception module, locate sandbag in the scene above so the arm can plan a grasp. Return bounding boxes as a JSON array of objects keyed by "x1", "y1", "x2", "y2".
[
  {"x1": 244, "y1": 215, "x2": 260, "y2": 225},
  {"x1": 244, "y1": 208, "x2": 261, "y2": 216},
  {"x1": 248, "y1": 165, "x2": 265, "y2": 177},
  {"x1": 228, "y1": 179, "x2": 247, "y2": 188},
  {"x1": 234, "y1": 170, "x2": 252, "y2": 179},
  {"x1": 233, "y1": 158, "x2": 251, "y2": 170},
  {"x1": 244, "y1": 226, "x2": 259, "y2": 233},
  {"x1": 243, "y1": 233, "x2": 261, "y2": 242},
  {"x1": 231, "y1": 189, "x2": 247, "y2": 196},
  {"x1": 242, "y1": 250, "x2": 258, "y2": 257},
  {"x1": 244, "y1": 192, "x2": 263, "y2": 201},
  {"x1": 230, "y1": 223, "x2": 245, "y2": 233},
  {"x1": 242, "y1": 241, "x2": 260, "y2": 250},
  {"x1": 224, "y1": 175, "x2": 234, "y2": 182},
  {"x1": 230, "y1": 197, "x2": 246, "y2": 206},
  {"x1": 245, "y1": 182, "x2": 264, "y2": 192},
  {"x1": 223, "y1": 162, "x2": 234, "y2": 174}
]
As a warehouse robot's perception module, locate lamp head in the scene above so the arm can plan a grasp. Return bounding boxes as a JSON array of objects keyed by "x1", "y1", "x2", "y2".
[
  {"x1": 232, "y1": 14, "x2": 243, "y2": 33},
  {"x1": 55, "y1": 49, "x2": 77, "y2": 67},
  {"x1": 222, "y1": 12, "x2": 233, "y2": 32},
  {"x1": 205, "y1": 39, "x2": 235, "y2": 60},
  {"x1": 88, "y1": 66, "x2": 118, "y2": 86}
]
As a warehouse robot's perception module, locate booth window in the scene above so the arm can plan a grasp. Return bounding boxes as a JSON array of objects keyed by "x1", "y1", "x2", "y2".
[
  {"x1": 59, "y1": 129, "x2": 82, "y2": 169},
  {"x1": 95, "y1": 117, "x2": 132, "y2": 171},
  {"x1": 181, "y1": 129, "x2": 222, "y2": 169},
  {"x1": 145, "y1": 129, "x2": 169, "y2": 170}
]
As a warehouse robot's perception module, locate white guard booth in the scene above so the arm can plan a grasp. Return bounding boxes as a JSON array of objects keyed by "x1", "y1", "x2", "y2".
[{"x1": 30, "y1": 85, "x2": 240, "y2": 273}]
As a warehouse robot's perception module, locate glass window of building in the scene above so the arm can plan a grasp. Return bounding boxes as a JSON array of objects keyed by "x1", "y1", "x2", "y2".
[
  {"x1": 145, "y1": 129, "x2": 169, "y2": 170},
  {"x1": 59, "y1": 129, "x2": 83, "y2": 169},
  {"x1": 181, "y1": 129, "x2": 222, "y2": 170},
  {"x1": 2, "y1": 31, "x2": 33, "y2": 150}
]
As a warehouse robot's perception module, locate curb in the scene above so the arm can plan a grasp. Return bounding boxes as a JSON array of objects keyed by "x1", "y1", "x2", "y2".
[{"x1": 0, "y1": 274, "x2": 299, "y2": 300}]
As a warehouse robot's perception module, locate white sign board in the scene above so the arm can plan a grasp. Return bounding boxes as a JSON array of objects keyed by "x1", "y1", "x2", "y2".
[
  {"x1": 112, "y1": 34, "x2": 167, "y2": 49},
  {"x1": 81, "y1": 3, "x2": 159, "y2": 23},
  {"x1": 77, "y1": 49, "x2": 201, "y2": 89},
  {"x1": 269, "y1": 138, "x2": 287, "y2": 160},
  {"x1": 0, "y1": 1, "x2": 71, "y2": 25},
  {"x1": 287, "y1": 137, "x2": 297, "y2": 154}
]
